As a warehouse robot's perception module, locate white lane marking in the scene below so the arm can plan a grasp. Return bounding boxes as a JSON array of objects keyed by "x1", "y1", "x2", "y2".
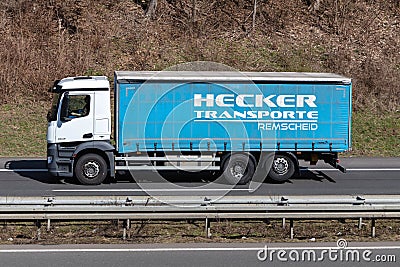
[
  {"x1": 0, "y1": 169, "x2": 47, "y2": 172},
  {"x1": 52, "y1": 188, "x2": 251, "y2": 192},
  {"x1": 308, "y1": 168, "x2": 400, "y2": 171},
  {"x1": 1, "y1": 246, "x2": 400, "y2": 253},
  {"x1": 1, "y1": 168, "x2": 400, "y2": 173}
]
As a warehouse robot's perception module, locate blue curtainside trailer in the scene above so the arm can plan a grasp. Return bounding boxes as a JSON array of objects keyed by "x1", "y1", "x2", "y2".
[
  {"x1": 116, "y1": 71, "x2": 351, "y2": 153},
  {"x1": 47, "y1": 71, "x2": 351, "y2": 185}
]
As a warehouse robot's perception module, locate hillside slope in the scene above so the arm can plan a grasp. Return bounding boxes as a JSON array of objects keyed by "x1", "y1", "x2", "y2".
[
  {"x1": 1, "y1": 0, "x2": 399, "y2": 111},
  {"x1": 0, "y1": 1, "x2": 399, "y2": 157}
]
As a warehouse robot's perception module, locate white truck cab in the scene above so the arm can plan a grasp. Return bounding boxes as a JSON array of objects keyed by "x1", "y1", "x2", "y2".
[{"x1": 47, "y1": 76, "x2": 114, "y2": 183}]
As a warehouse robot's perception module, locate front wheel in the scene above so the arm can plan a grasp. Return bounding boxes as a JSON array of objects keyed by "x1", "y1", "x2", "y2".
[
  {"x1": 268, "y1": 154, "x2": 296, "y2": 182},
  {"x1": 75, "y1": 153, "x2": 107, "y2": 185}
]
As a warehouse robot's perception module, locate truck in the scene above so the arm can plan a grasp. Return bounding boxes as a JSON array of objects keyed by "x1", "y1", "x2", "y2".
[{"x1": 46, "y1": 71, "x2": 351, "y2": 185}]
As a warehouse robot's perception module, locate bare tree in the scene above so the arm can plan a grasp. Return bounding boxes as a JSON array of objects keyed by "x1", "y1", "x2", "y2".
[
  {"x1": 307, "y1": 0, "x2": 322, "y2": 12},
  {"x1": 145, "y1": 0, "x2": 157, "y2": 18},
  {"x1": 252, "y1": 0, "x2": 257, "y2": 30}
]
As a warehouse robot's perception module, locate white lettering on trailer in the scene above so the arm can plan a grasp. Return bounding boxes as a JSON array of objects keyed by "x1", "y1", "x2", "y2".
[
  {"x1": 297, "y1": 95, "x2": 317, "y2": 107},
  {"x1": 194, "y1": 94, "x2": 317, "y2": 108},
  {"x1": 193, "y1": 94, "x2": 319, "y2": 131},
  {"x1": 194, "y1": 110, "x2": 318, "y2": 120},
  {"x1": 215, "y1": 94, "x2": 234, "y2": 107},
  {"x1": 257, "y1": 123, "x2": 318, "y2": 131},
  {"x1": 236, "y1": 94, "x2": 254, "y2": 107},
  {"x1": 194, "y1": 94, "x2": 214, "y2": 107},
  {"x1": 255, "y1": 95, "x2": 275, "y2": 107}
]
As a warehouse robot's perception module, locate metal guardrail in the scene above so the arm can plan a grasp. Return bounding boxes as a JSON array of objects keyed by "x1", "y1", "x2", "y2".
[
  {"x1": 0, "y1": 195, "x2": 399, "y2": 239},
  {"x1": 1, "y1": 195, "x2": 400, "y2": 216}
]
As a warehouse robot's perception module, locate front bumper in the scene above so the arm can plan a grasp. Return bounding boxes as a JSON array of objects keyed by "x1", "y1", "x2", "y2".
[{"x1": 47, "y1": 143, "x2": 74, "y2": 177}]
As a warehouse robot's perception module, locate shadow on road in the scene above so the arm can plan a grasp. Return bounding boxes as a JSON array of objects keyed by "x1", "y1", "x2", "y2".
[
  {"x1": 297, "y1": 168, "x2": 337, "y2": 183},
  {"x1": 4, "y1": 159, "x2": 46, "y2": 169},
  {"x1": 261, "y1": 168, "x2": 336, "y2": 185},
  {"x1": 4, "y1": 159, "x2": 63, "y2": 184}
]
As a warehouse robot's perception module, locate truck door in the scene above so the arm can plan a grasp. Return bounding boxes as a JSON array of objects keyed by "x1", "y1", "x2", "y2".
[{"x1": 56, "y1": 92, "x2": 95, "y2": 143}]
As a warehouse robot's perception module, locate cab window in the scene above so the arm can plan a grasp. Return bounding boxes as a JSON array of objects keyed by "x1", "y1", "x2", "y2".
[{"x1": 68, "y1": 95, "x2": 90, "y2": 118}]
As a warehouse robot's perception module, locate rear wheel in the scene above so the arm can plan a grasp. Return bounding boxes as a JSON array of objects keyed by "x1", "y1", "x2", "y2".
[
  {"x1": 268, "y1": 154, "x2": 296, "y2": 182},
  {"x1": 222, "y1": 153, "x2": 255, "y2": 185},
  {"x1": 75, "y1": 153, "x2": 107, "y2": 185}
]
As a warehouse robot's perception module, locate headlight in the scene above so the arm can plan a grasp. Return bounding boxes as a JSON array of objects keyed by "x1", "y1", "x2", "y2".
[{"x1": 47, "y1": 156, "x2": 53, "y2": 164}]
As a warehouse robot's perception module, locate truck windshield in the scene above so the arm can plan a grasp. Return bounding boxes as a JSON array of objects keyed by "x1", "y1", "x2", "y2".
[{"x1": 47, "y1": 94, "x2": 61, "y2": 122}]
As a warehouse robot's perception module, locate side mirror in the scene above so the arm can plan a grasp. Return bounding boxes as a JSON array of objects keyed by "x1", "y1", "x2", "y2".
[{"x1": 46, "y1": 111, "x2": 52, "y2": 122}]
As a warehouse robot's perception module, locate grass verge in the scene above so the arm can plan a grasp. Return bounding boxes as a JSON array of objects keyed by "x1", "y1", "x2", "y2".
[
  {"x1": 1, "y1": 219, "x2": 400, "y2": 245},
  {"x1": 0, "y1": 101, "x2": 48, "y2": 156},
  {"x1": 350, "y1": 112, "x2": 400, "y2": 157}
]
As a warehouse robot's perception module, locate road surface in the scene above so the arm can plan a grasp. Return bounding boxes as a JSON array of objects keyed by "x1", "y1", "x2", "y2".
[
  {"x1": 0, "y1": 242, "x2": 398, "y2": 267},
  {"x1": 0, "y1": 157, "x2": 399, "y2": 197}
]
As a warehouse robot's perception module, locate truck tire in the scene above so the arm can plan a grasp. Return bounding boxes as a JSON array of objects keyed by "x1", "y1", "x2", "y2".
[
  {"x1": 268, "y1": 154, "x2": 296, "y2": 182},
  {"x1": 222, "y1": 153, "x2": 255, "y2": 185},
  {"x1": 75, "y1": 153, "x2": 107, "y2": 185}
]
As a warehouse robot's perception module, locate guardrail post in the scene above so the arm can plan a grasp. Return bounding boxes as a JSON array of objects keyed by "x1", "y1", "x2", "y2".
[
  {"x1": 47, "y1": 219, "x2": 51, "y2": 232},
  {"x1": 358, "y1": 218, "x2": 363, "y2": 230},
  {"x1": 205, "y1": 218, "x2": 211, "y2": 238},
  {"x1": 35, "y1": 220, "x2": 42, "y2": 241},
  {"x1": 371, "y1": 219, "x2": 376, "y2": 238},
  {"x1": 282, "y1": 218, "x2": 286, "y2": 229},
  {"x1": 123, "y1": 219, "x2": 130, "y2": 240},
  {"x1": 290, "y1": 219, "x2": 294, "y2": 239}
]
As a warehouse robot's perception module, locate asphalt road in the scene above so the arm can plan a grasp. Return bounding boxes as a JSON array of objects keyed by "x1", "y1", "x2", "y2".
[
  {"x1": 0, "y1": 242, "x2": 398, "y2": 267},
  {"x1": 0, "y1": 157, "x2": 399, "y2": 197},
  {"x1": 0, "y1": 158, "x2": 399, "y2": 267}
]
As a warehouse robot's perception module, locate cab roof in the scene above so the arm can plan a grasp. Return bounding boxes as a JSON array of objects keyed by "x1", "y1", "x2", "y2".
[{"x1": 50, "y1": 76, "x2": 109, "y2": 93}]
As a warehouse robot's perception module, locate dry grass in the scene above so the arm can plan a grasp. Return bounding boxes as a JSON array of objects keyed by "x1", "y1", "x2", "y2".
[
  {"x1": 1, "y1": 219, "x2": 400, "y2": 245},
  {"x1": 351, "y1": 112, "x2": 400, "y2": 157},
  {"x1": 0, "y1": 99, "x2": 47, "y2": 156}
]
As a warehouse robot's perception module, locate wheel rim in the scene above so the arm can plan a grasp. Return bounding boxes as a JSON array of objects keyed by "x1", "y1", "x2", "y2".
[
  {"x1": 230, "y1": 161, "x2": 246, "y2": 179},
  {"x1": 273, "y1": 157, "x2": 289, "y2": 175},
  {"x1": 82, "y1": 161, "x2": 100, "y2": 179}
]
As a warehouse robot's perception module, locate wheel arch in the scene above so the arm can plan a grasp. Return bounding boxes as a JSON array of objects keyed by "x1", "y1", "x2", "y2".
[
  {"x1": 73, "y1": 141, "x2": 115, "y2": 178},
  {"x1": 220, "y1": 151, "x2": 257, "y2": 170}
]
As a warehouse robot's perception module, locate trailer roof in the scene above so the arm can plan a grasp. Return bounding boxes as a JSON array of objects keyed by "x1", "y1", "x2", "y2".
[{"x1": 115, "y1": 71, "x2": 351, "y2": 84}]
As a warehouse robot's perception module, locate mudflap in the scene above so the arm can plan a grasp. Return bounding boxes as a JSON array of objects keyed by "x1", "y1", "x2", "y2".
[{"x1": 329, "y1": 160, "x2": 347, "y2": 173}]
